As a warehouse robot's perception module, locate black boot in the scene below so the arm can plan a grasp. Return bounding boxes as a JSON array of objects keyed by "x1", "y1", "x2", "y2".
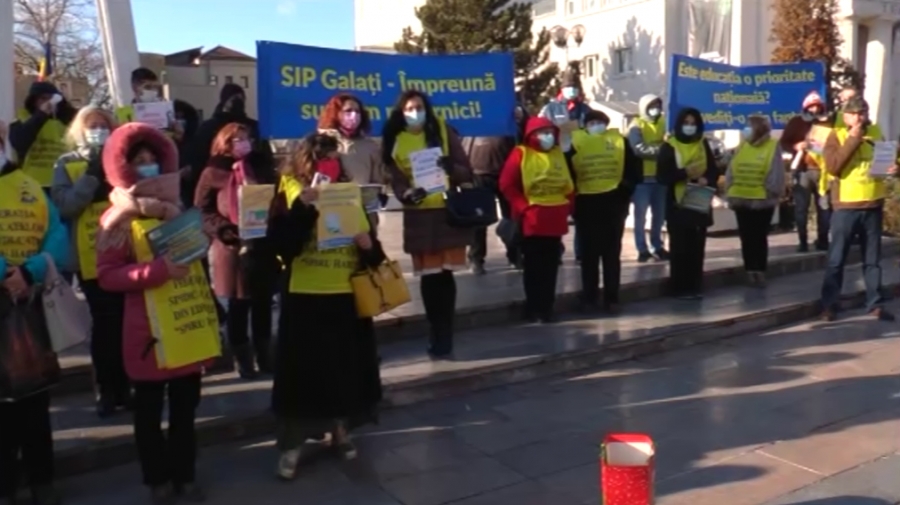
[
  {"x1": 233, "y1": 344, "x2": 258, "y2": 379},
  {"x1": 254, "y1": 339, "x2": 273, "y2": 375},
  {"x1": 96, "y1": 389, "x2": 116, "y2": 418}
]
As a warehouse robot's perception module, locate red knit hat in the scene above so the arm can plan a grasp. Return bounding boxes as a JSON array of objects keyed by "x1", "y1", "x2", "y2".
[
  {"x1": 101, "y1": 122, "x2": 178, "y2": 189},
  {"x1": 802, "y1": 91, "x2": 824, "y2": 109}
]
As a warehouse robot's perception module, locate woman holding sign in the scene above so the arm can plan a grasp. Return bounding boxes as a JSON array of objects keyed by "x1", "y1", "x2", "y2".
[
  {"x1": 657, "y1": 107, "x2": 718, "y2": 300},
  {"x1": 268, "y1": 133, "x2": 385, "y2": 479},
  {"x1": 725, "y1": 115, "x2": 785, "y2": 287},
  {"x1": 195, "y1": 123, "x2": 279, "y2": 380},
  {"x1": 50, "y1": 106, "x2": 133, "y2": 418},
  {"x1": 317, "y1": 93, "x2": 386, "y2": 224},
  {"x1": 96, "y1": 123, "x2": 218, "y2": 503},
  {"x1": 381, "y1": 90, "x2": 475, "y2": 359}
]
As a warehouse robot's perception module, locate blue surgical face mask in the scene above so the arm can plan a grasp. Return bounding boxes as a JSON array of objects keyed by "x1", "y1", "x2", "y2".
[
  {"x1": 647, "y1": 107, "x2": 661, "y2": 118},
  {"x1": 136, "y1": 163, "x2": 160, "y2": 179},
  {"x1": 587, "y1": 123, "x2": 607, "y2": 135},
  {"x1": 84, "y1": 127, "x2": 109, "y2": 146},
  {"x1": 742, "y1": 127, "x2": 754, "y2": 140},
  {"x1": 561, "y1": 87, "x2": 578, "y2": 100},
  {"x1": 681, "y1": 125, "x2": 697, "y2": 136},
  {"x1": 537, "y1": 133, "x2": 556, "y2": 150},
  {"x1": 404, "y1": 110, "x2": 425, "y2": 127}
]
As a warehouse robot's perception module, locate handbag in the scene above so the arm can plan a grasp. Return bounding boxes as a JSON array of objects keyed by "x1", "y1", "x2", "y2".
[
  {"x1": 0, "y1": 290, "x2": 61, "y2": 401},
  {"x1": 495, "y1": 217, "x2": 521, "y2": 249},
  {"x1": 41, "y1": 253, "x2": 92, "y2": 352},
  {"x1": 350, "y1": 260, "x2": 411, "y2": 318},
  {"x1": 444, "y1": 185, "x2": 499, "y2": 228}
]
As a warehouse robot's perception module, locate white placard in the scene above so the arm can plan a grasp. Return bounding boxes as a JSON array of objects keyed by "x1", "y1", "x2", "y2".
[
  {"x1": 409, "y1": 147, "x2": 446, "y2": 194},
  {"x1": 869, "y1": 141, "x2": 897, "y2": 177},
  {"x1": 133, "y1": 100, "x2": 175, "y2": 130}
]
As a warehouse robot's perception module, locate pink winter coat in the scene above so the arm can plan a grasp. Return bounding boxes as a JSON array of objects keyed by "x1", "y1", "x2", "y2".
[{"x1": 96, "y1": 123, "x2": 212, "y2": 382}]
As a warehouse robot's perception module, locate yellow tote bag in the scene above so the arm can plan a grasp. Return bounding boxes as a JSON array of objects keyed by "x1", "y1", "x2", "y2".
[{"x1": 350, "y1": 260, "x2": 411, "y2": 318}]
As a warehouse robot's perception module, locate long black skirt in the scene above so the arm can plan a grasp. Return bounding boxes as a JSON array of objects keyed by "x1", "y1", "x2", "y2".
[{"x1": 271, "y1": 292, "x2": 382, "y2": 434}]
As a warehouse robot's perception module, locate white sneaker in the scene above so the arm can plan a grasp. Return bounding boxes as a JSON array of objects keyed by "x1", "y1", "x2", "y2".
[{"x1": 277, "y1": 449, "x2": 301, "y2": 480}]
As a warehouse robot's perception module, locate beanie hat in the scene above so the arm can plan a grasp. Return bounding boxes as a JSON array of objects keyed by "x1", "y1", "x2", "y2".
[
  {"x1": 219, "y1": 83, "x2": 244, "y2": 104},
  {"x1": 584, "y1": 109, "x2": 610, "y2": 124},
  {"x1": 802, "y1": 91, "x2": 824, "y2": 109}
]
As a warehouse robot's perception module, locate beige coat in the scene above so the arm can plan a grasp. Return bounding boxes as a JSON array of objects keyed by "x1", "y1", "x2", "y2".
[{"x1": 318, "y1": 129, "x2": 385, "y2": 184}]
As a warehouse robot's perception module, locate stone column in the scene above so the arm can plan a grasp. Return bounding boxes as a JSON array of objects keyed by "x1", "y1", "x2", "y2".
[
  {"x1": 95, "y1": 0, "x2": 140, "y2": 107},
  {"x1": 864, "y1": 19, "x2": 893, "y2": 135},
  {"x1": 0, "y1": 0, "x2": 15, "y2": 127},
  {"x1": 837, "y1": 17, "x2": 859, "y2": 67}
]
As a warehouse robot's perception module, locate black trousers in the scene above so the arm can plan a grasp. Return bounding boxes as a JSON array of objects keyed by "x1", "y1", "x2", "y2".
[
  {"x1": 469, "y1": 174, "x2": 515, "y2": 265},
  {"x1": 79, "y1": 276, "x2": 129, "y2": 397},
  {"x1": 420, "y1": 270, "x2": 457, "y2": 354},
  {"x1": 574, "y1": 194, "x2": 627, "y2": 306},
  {"x1": 735, "y1": 207, "x2": 774, "y2": 272},
  {"x1": 133, "y1": 374, "x2": 202, "y2": 487},
  {"x1": 0, "y1": 391, "x2": 54, "y2": 497},
  {"x1": 226, "y1": 297, "x2": 272, "y2": 357},
  {"x1": 521, "y1": 236, "x2": 562, "y2": 316},
  {"x1": 668, "y1": 222, "x2": 707, "y2": 295}
]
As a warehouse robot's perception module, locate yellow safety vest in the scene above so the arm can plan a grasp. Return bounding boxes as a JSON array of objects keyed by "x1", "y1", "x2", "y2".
[
  {"x1": 16, "y1": 109, "x2": 68, "y2": 187},
  {"x1": 571, "y1": 129, "x2": 625, "y2": 194},
  {"x1": 130, "y1": 218, "x2": 221, "y2": 369},
  {"x1": 280, "y1": 176, "x2": 370, "y2": 295},
  {"x1": 833, "y1": 125, "x2": 886, "y2": 203},
  {"x1": 637, "y1": 116, "x2": 666, "y2": 178},
  {"x1": 668, "y1": 138, "x2": 708, "y2": 203},
  {"x1": 391, "y1": 119, "x2": 450, "y2": 209},
  {"x1": 727, "y1": 138, "x2": 778, "y2": 200},
  {"x1": 519, "y1": 145, "x2": 574, "y2": 206},
  {"x1": 115, "y1": 105, "x2": 134, "y2": 124},
  {"x1": 0, "y1": 170, "x2": 49, "y2": 267},
  {"x1": 64, "y1": 160, "x2": 110, "y2": 280}
]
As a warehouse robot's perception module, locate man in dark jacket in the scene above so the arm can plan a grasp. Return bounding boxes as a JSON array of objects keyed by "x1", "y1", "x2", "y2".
[
  {"x1": 9, "y1": 81, "x2": 78, "y2": 189},
  {"x1": 463, "y1": 104, "x2": 525, "y2": 273},
  {"x1": 172, "y1": 99, "x2": 201, "y2": 207},
  {"x1": 186, "y1": 83, "x2": 275, "y2": 191}
]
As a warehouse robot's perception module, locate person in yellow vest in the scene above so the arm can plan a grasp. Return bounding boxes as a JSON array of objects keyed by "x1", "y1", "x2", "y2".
[
  {"x1": 0, "y1": 121, "x2": 69, "y2": 505},
  {"x1": 657, "y1": 107, "x2": 718, "y2": 300},
  {"x1": 266, "y1": 132, "x2": 385, "y2": 480},
  {"x1": 725, "y1": 116, "x2": 786, "y2": 287},
  {"x1": 500, "y1": 116, "x2": 575, "y2": 322},
  {"x1": 96, "y1": 123, "x2": 217, "y2": 502},
  {"x1": 567, "y1": 109, "x2": 641, "y2": 313},
  {"x1": 49, "y1": 105, "x2": 132, "y2": 419},
  {"x1": 819, "y1": 97, "x2": 896, "y2": 322},
  {"x1": 381, "y1": 90, "x2": 475, "y2": 359},
  {"x1": 9, "y1": 81, "x2": 78, "y2": 189},
  {"x1": 627, "y1": 93, "x2": 669, "y2": 262},
  {"x1": 780, "y1": 91, "x2": 834, "y2": 252},
  {"x1": 832, "y1": 87, "x2": 859, "y2": 130}
]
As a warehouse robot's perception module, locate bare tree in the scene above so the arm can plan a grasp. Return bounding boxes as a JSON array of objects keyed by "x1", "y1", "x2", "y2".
[{"x1": 13, "y1": 0, "x2": 109, "y2": 106}]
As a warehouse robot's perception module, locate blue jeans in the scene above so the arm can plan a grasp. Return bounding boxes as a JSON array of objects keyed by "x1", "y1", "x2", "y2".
[
  {"x1": 820, "y1": 208, "x2": 883, "y2": 312},
  {"x1": 632, "y1": 183, "x2": 666, "y2": 254}
]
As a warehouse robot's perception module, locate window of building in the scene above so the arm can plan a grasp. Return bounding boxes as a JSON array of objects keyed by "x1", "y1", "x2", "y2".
[
  {"x1": 583, "y1": 0, "x2": 597, "y2": 10},
  {"x1": 582, "y1": 54, "x2": 599, "y2": 78},
  {"x1": 567, "y1": 0, "x2": 577, "y2": 14},
  {"x1": 532, "y1": 0, "x2": 555, "y2": 16},
  {"x1": 613, "y1": 46, "x2": 634, "y2": 74},
  {"x1": 241, "y1": 76, "x2": 250, "y2": 88},
  {"x1": 225, "y1": 76, "x2": 234, "y2": 84},
  {"x1": 209, "y1": 75, "x2": 218, "y2": 86}
]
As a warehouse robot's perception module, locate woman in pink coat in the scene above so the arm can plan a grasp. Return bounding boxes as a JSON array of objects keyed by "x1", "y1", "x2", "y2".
[{"x1": 96, "y1": 123, "x2": 213, "y2": 504}]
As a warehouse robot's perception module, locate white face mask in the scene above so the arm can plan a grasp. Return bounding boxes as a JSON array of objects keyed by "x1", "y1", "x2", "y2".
[
  {"x1": 587, "y1": 123, "x2": 607, "y2": 135},
  {"x1": 647, "y1": 107, "x2": 661, "y2": 118},
  {"x1": 139, "y1": 88, "x2": 159, "y2": 102},
  {"x1": 742, "y1": 127, "x2": 754, "y2": 140},
  {"x1": 682, "y1": 125, "x2": 697, "y2": 136}
]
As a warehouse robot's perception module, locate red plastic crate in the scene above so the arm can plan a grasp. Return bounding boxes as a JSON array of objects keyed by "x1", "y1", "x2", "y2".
[{"x1": 601, "y1": 433, "x2": 655, "y2": 505}]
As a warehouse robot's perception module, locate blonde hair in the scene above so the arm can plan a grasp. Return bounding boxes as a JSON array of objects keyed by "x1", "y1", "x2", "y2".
[{"x1": 65, "y1": 106, "x2": 117, "y2": 148}]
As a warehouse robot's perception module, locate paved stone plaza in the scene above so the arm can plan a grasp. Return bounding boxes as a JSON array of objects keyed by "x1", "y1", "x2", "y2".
[{"x1": 52, "y1": 299, "x2": 900, "y2": 504}]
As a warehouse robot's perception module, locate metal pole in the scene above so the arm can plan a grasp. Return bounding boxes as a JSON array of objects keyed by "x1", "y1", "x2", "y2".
[
  {"x1": 95, "y1": 0, "x2": 140, "y2": 107},
  {"x1": 0, "y1": 0, "x2": 15, "y2": 125}
]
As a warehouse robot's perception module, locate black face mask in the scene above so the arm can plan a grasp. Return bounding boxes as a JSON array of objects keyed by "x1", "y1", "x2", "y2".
[{"x1": 224, "y1": 97, "x2": 245, "y2": 115}]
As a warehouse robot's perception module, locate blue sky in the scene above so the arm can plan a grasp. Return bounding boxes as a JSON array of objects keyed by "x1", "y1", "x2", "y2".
[{"x1": 132, "y1": 0, "x2": 354, "y2": 57}]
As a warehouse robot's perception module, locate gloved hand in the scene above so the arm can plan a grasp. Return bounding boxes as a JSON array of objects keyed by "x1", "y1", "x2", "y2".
[
  {"x1": 403, "y1": 187, "x2": 428, "y2": 205},
  {"x1": 86, "y1": 148, "x2": 104, "y2": 178}
]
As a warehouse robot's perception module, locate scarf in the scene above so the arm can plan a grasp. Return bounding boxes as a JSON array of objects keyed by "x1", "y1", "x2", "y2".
[
  {"x1": 96, "y1": 172, "x2": 182, "y2": 252},
  {"x1": 224, "y1": 158, "x2": 256, "y2": 224}
]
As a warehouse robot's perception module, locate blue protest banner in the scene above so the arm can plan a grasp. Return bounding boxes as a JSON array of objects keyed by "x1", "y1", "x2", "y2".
[
  {"x1": 256, "y1": 41, "x2": 517, "y2": 139},
  {"x1": 666, "y1": 54, "x2": 826, "y2": 132}
]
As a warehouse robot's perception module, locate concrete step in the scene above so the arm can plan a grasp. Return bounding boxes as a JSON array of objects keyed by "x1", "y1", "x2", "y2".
[
  {"x1": 53, "y1": 240, "x2": 899, "y2": 398},
  {"x1": 47, "y1": 261, "x2": 900, "y2": 480}
]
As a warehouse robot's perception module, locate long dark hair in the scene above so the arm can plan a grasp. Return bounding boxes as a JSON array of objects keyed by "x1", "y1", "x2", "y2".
[
  {"x1": 380, "y1": 89, "x2": 443, "y2": 166},
  {"x1": 281, "y1": 133, "x2": 340, "y2": 186}
]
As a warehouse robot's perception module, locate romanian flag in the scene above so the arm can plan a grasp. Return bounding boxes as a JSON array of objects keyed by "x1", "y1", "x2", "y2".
[{"x1": 37, "y1": 42, "x2": 52, "y2": 82}]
